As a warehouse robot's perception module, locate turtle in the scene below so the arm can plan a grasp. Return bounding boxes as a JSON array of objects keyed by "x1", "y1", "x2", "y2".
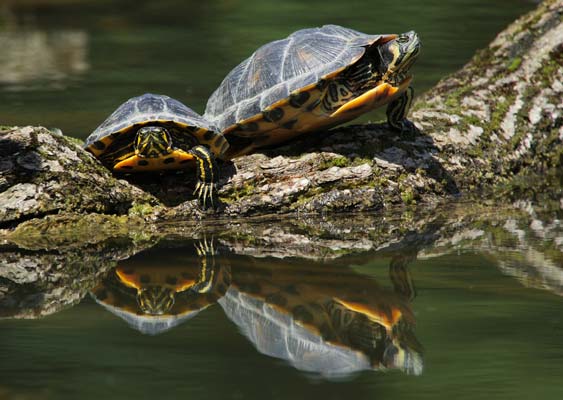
[
  {"x1": 84, "y1": 93, "x2": 229, "y2": 208},
  {"x1": 218, "y1": 256, "x2": 422, "y2": 377},
  {"x1": 204, "y1": 25, "x2": 421, "y2": 159},
  {"x1": 91, "y1": 239, "x2": 231, "y2": 335}
]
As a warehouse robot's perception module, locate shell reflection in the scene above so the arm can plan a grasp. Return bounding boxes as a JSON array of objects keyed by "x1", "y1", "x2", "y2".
[
  {"x1": 91, "y1": 240, "x2": 230, "y2": 335},
  {"x1": 220, "y1": 254, "x2": 422, "y2": 377}
]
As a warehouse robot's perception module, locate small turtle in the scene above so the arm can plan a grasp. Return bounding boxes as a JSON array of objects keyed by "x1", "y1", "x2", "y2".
[
  {"x1": 91, "y1": 240, "x2": 231, "y2": 335},
  {"x1": 204, "y1": 25, "x2": 421, "y2": 159},
  {"x1": 84, "y1": 93, "x2": 229, "y2": 208}
]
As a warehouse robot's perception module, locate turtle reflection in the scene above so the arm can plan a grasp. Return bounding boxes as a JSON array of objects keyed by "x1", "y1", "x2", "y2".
[
  {"x1": 90, "y1": 240, "x2": 422, "y2": 377},
  {"x1": 219, "y1": 253, "x2": 422, "y2": 377},
  {"x1": 91, "y1": 239, "x2": 230, "y2": 335}
]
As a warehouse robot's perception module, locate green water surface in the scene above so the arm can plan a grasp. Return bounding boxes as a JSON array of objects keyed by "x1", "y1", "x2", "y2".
[{"x1": 1, "y1": 229, "x2": 563, "y2": 400}]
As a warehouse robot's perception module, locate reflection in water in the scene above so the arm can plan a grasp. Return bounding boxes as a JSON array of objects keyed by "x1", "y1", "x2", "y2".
[
  {"x1": 91, "y1": 240, "x2": 231, "y2": 335},
  {"x1": 494, "y1": 248, "x2": 563, "y2": 297},
  {"x1": 90, "y1": 239, "x2": 422, "y2": 377},
  {"x1": 0, "y1": 30, "x2": 88, "y2": 87},
  {"x1": 3, "y1": 201, "x2": 563, "y2": 394},
  {"x1": 418, "y1": 202, "x2": 563, "y2": 297},
  {"x1": 488, "y1": 211, "x2": 563, "y2": 296},
  {"x1": 220, "y1": 255, "x2": 421, "y2": 378}
]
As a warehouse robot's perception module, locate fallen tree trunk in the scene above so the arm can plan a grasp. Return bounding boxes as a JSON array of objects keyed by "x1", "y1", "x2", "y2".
[{"x1": 0, "y1": 0, "x2": 562, "y2": 229}]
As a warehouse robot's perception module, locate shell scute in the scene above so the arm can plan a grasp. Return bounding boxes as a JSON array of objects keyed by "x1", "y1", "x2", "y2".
[{"x1": 204, "y1": 25, "x2": 384, "y2": 131}]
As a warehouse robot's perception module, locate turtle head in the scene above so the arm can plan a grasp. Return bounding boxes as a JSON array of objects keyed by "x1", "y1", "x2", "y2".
[
  {"x1": 135, "y1": 126, "x2": 173, "y2": 158},
  {"x1": 137, "y1": 287, "x2": 175, "y2": 315},
  {"x1": 379, "y1": 31, "x2": 421, "y2": 86}
]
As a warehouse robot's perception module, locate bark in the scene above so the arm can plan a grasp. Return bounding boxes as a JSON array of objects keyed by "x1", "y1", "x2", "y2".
[{"x1": 0, "y1": 0, "x2": 562, "y2": 228}]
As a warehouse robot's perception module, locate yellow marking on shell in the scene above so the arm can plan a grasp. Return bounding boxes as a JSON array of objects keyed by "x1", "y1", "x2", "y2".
[
  {"x1": 192, "y1": 127, "x2": 228, "y2": 157},
  {"x1": 115, "y1": 266, "x2": 197, "y2": 292},
  {"x1": 222, "y1": 84, "x2": 324, "y2": 137},
  {"x1": 92, "y1": 284, "x2": 141, "y2": 314},
  {"x1": 226, "y1": 79, "x2": 410, "y2": 159},
  {"x1": 113, "y1": 149, "x2": 194, "y2": 172},
  {"x1": 87, "y1": 135, "x2": 115, "y2": 157},
  {"x1": 154, "y1": 119, "x2": 190, "y2": 128},
  {"x1": 222, "y1": 85, "x2": 327, "y2": 159},
  {"x1": 377, "y1": 33, "x2": 399, "y2": 43},
  {"x1": 116, "y1": 269, "x2": 142, "y2": 291},
  {"x1": 334, "y1": 298, "x2": 403, "y2": 330},
  {"x1": 331, "y1": 76, "x2": 412, "y2": 118},
  {"x1": 192, "y1": 127, "x2": 210, "y2": 142}
]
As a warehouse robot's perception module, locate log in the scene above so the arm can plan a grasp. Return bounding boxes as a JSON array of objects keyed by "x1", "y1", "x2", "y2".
[{"x1": 0, "y1": 0, "x2": 562, "y2": 228}]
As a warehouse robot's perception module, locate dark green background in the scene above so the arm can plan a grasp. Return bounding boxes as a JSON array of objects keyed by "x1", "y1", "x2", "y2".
[{"x1": 0, "y1": 0, "x2": 535, "y2": 138}]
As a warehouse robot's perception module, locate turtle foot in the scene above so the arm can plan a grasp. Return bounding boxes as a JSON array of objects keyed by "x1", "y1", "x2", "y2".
[{"x1": 194, "y1": 182, "x2": 218, "y2": 210}]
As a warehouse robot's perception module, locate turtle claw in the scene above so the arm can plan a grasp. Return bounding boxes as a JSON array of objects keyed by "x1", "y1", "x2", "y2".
[{"x1": 194, "y1": 181, "x2": 217, "y2": 210}]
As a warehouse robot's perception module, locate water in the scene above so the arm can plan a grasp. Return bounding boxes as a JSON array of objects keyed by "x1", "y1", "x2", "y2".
[
  {"x1": 2, "y1": 1, "x2": 563, "y2": 399},
  {"x1": 0, "y1": 0, "x2": 536, "y2": 138},
  {"x1": 2, "y1": 201, "x2": 563, "y2": 399}
]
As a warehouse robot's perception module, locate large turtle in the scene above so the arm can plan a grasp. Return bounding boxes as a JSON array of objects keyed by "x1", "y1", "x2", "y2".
[
  {"x1": 204, "y1": 25, "x2": 421, "y2": 159},
  {"x1": 84, "y1": 93, "x2": 229, "y2": 207}
]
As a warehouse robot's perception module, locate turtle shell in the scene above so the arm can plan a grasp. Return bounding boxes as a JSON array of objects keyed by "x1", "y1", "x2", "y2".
[
  {"x1": 85, "y1": 93, "x2": 229, "y2": 165},
  {"x1": 204, "y1": 25, "x2": 401, "y2": 158}
]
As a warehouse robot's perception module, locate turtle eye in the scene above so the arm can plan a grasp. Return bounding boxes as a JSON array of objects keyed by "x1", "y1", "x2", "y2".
[{"x1": 397, "y1": 35, "x2": 410, "y2": 44}]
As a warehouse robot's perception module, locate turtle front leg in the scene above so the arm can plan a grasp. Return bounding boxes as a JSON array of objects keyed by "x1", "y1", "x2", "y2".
[
  {"x1": 386, "y1": 86, "x2": 418, "y2": 140},
  {"x1": 189, "y1": 145, "x2": 219, "y2": 209}
]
